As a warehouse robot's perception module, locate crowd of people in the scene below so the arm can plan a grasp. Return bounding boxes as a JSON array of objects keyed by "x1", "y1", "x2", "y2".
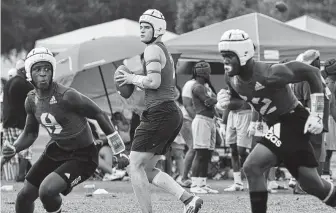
[{"x1": 1, "y1": 8, "x2": 336, "y2": 213}]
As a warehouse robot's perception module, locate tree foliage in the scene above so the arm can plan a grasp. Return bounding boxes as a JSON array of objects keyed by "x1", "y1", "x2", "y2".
[
  {"x1": 175, "y1": 0, "x2": 336, "y2": 33},
  {"x1": 1, "y1": 0, "x2": 336, "y2": 57}
]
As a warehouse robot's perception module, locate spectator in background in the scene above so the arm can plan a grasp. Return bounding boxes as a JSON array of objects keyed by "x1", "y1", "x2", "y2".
[
  {"x1": 2, "y1": 60, "x2": 34, "y2": 182},
  {"x1": 112, "y1": 111, "x2": 131, "y2": 154},
  {"x1": 322, "y1": 59, "x2": 336, "y2": 182},
  {"x1": 172, "y1": 86, "x2": 188, "y2": 185},
  {"x1": 1, "y1": 78, "x2": 7, "y2": 147},
  {"x1": 7, "y1": 68, "x2": 17, "y2": 79},
  {"x1": 291, "y1": 50, "x2": 330, "y2": 193},
  {"x1": 180, "y1": 75, "x2": 196, "y2": 186},
  {"x1": 180, "y1": 63, "x2": 218, "y2": 187},
  {"x1": 190, "y1": 61, "x2": 219, "y2": 194},
  {"x1": 222, "y1": 90, "x2": 255, "y2": 192},
  {"x1": 88, "y1": 119, "x2": 127, "y2": 181}
]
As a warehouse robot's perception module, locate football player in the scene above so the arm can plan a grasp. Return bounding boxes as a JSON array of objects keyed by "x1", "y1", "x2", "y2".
[
  {"x1": 217, "y1": 29, "x2": 336, "y2": 212},
  {"x1": 189, "y1": 61, "x2": 219, "y2": 194},
  {"x1": 114, "y1": 9, "x2": 203, "y2": 213},
  {"x1": 1, "y1": 47, "x2": 124, "y2": 213}
]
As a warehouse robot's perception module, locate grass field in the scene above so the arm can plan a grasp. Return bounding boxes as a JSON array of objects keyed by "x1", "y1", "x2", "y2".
[
  {"x1": 2, "y1": 179, "x2": 336, "y2": 213},
  {"x1": 2, "y1": 128, "x2": 336, "y2": 213}
]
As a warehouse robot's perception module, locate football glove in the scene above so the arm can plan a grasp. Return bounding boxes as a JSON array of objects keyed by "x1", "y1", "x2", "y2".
[
  {"x1": 304, "y1": 93, "x2": 324, "y2": 134},
  {"x1": 304, "y1": 114, "x2": 323, "y2": 134},
  {"x1": 216, "y1": 89, "x2": 231, "y2": 110},
  {"x1": 107, "y1": 132, "x2": 125, "y2": 155}
]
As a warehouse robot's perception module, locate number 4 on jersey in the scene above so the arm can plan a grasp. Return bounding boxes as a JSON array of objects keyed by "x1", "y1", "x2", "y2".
[{"x1": 40, "y1": 113, "x2": 63, "y2": 134}]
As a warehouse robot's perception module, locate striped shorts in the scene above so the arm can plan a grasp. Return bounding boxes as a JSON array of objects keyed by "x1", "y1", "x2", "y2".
[{"x1": 3, "y1": 127, "x2": 32, "y2": 160}]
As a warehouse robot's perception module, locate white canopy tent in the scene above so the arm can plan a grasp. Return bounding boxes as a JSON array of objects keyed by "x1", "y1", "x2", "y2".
[
  {"x1": 35, "y1": 18, "x2": 178, "y2": 53},
  {"x1": 286, "y1": 15, "x2": 336, "y2": 39}
]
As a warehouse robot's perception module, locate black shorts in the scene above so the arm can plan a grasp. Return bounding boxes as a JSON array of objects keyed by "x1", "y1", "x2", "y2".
[
  {"x1": 131, "y1": 101, "x2": 183, "y2": 155},
  {"x1": 26, "y1": 141, "x2": 98, "y2": 195},
  {"x1": 258, "y1": 105, "x2": 318, "y2": 177}
]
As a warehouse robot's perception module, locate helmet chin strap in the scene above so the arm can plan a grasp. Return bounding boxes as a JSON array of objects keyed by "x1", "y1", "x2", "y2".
[{"x1": 144, "y1": 36, "x2": 157, "y2": 44}]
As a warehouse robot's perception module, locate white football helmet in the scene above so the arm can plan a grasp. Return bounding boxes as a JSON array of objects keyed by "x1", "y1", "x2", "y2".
[
  {"x1": 139, "y1": 9, "x2": 166, "y2": 38},
  {"x1": 25, "y1": 47, "x2": 56, "y2": 81},
  {"x1": 218, "y1": 29, "x2": 255, "y2": 66}
]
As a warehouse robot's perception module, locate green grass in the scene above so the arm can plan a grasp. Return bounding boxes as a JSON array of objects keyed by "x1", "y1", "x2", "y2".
[
  {"x1": 2, "y1": 128, "x2": 336, "y2": 213},
  {"x1": 1, "y1": 180, "x2": 336, "y2": 213}
]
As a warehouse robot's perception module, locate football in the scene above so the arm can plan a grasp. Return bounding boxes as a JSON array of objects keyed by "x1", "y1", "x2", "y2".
[
  {"x1": 275, "y1": 1, "x2": 288, "y2": 12},
  {"x1": 114, "y1": 65, "x2": 135, "y2": 99}
]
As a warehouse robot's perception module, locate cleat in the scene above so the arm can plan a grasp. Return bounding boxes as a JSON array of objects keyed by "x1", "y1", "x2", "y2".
[
  {"x1": 190, "y1": 186, "x2": 208, "y2": 194},
  {"x1": 268, "y1": 181, "x2": 288, "y2": 190},
  {"x1": 224, "y1": 183, "x2": 244, "y2": 192},
  {"x1": 177, "y1": 176, "x2": 192, "y2": 188},
  {"x1": 103, "y1": 169, "x2": 126, "y2": 181},
  {"x1": 322, "y1": 175, "x2": 333, "y2": 184},
  {"x1": 288, "y1": 178, "x2": 297, "y2": 189},
  {"x1": 293, "y1": 184, "x2": 307, "y2": 195},
  {"x1": 183, "y1": 196, "x2": 203, "y2": 213},
  {"x1": 201, "y1": 185, "x2": 219, "y2": 194}
]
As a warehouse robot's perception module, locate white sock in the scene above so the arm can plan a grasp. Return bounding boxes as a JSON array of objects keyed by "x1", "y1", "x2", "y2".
[
  {"x1": 152, "y1": 171, "x2": 185, "y2": 200},
  {"x1": 233, "y1": 172, "x2": 242, "y2": 184},
  {"x1": 191, "y1": 177, "x2": 198, "y2": 187},
  {"x1": 199, "y1": 177, "x2": 206, "y2": 187}
]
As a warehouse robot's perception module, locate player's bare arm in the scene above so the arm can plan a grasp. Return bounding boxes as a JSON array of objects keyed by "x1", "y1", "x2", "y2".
[
  {"x1": 63, "y1": 89, "x2": 116, "y2": 136},
  {"x1": 12, "y1": 98, "x2": 40, "y2": 153},
  {"x1": 227, "y1": 97, "x2": 250, "y2": 110},
  {"x1": 270, "y1": 61, "x2": 325, "y2": 134},
  {"x1": 267, "y1": 61, "x2": 323, "y2": 93},
  {"x1": 182, "y1": 96, "x2": 196, "y2": 119},
  {"x1": 193, "y1": 84, "x2": 217, "y2": 107},
  {"x1": 115, "y1": 45, "x2": 163, "y2": 89}
]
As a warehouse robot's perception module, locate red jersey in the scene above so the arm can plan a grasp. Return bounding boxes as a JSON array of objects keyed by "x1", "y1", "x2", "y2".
[
  {"x1": 26, "y1": 83, "x2": 90, "y2": 140},
  {"x1": 226, "y1": 62, "x2": 299, "y2": 126}
]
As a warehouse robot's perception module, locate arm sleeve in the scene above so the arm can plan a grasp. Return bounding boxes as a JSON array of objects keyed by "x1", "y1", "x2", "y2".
[{"x1": 144, "y1": 45, "x2": 163, "y2": 74}]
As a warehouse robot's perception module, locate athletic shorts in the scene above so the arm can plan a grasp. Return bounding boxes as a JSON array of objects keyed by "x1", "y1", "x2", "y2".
[
  {"x1": 226, "y1": 110, "x2": 253, "y2": 149},
  {"x1": 258, "y1": 105, "x2": 318, "y2": 178},
  {"x1": 192, "y1": 115, "x2": 216, "y2": 150},
  {"x1": 26, "y1": 141, "x2": 98, "y2": 195},
  {"x1": 131, "y1": 101, "x2": 183, "y2": 155}
]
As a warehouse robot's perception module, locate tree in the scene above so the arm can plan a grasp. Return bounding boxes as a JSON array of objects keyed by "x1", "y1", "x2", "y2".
[
  {"x1": 175, "y1": 0, "x2": 336, "y2": 34},
  {"x1": 1, "y1": 0, "x2": 179, "y2": 57}
]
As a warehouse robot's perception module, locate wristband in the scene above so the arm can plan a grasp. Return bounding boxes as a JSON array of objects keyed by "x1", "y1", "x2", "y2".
[
  {"x1": 107, "y1": 132, "x2": 125, "y2": 154},
  {"x1": 310, "y1": 93, "x2": 324, "y2": 116}
]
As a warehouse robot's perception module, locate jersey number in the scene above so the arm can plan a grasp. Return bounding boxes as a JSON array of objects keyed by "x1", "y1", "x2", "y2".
[
  {"x1": 40, "y1": 113, "x2": 63, "y2": 134},
  {"x1": 239, "y1": 95, "x2": 277, "y2": 115}
]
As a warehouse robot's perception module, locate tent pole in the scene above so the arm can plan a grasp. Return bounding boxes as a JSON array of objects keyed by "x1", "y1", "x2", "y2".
[{"x1": 98, "y1": 66, "x2": 113, "y2": 116}]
